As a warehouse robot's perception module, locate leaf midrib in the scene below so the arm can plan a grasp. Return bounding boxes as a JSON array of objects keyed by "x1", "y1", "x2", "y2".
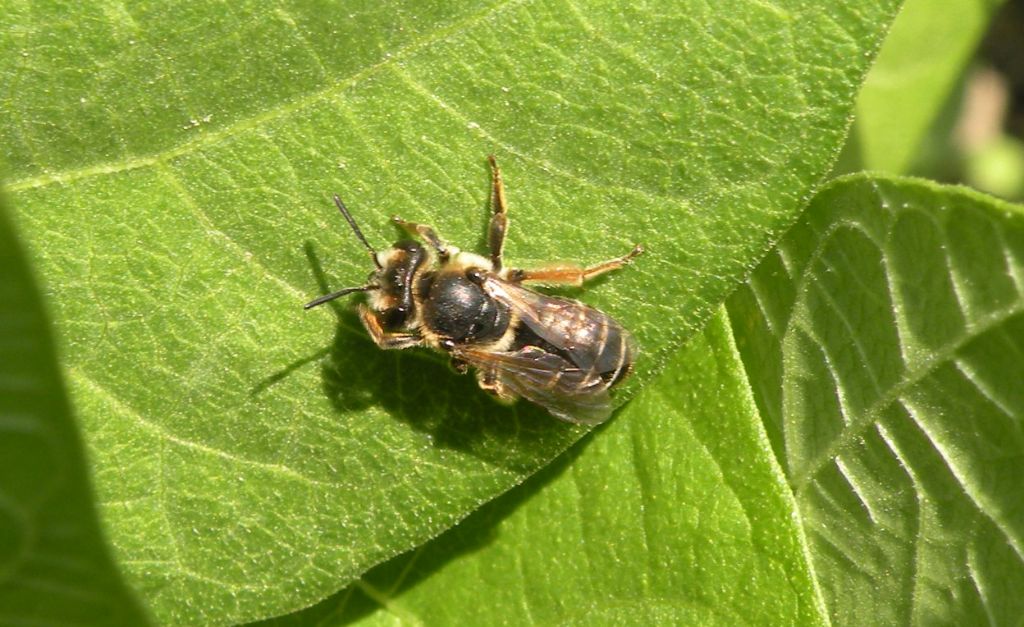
[
  {"x1": 70, "y1": 366, "x2": 332, "y2": 486},
  {"x1": 792, "y1": 269, "x2": 1024, "y2": 490},
  {"x1": 4, "y1": 0, "x2": 527, "y2": 194}
]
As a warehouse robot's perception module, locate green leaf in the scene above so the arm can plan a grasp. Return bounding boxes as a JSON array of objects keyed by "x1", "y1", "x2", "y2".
[
  {"x1": 256, "y1": 311, "x2": 827, "y2": 626},
  {"x1": 728, "y1": 175, "x2": 1024, "y2": 624},
  {"x1": 0, "y1": 195, "x2": 149, "y2": 624},
  {"x1": 265, "y1": 175, "x2": 1024, "y2": 626},
  {"x1": 0, "y1": 1, "x2": 899, "y2": 622},
  {"x1": 844, "y1": 0, "x2": 1003, "y2": 174}
]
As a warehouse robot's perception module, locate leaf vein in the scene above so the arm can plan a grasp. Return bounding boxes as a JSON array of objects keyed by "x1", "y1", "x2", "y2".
[
  {"x1": 833, "y1": 458, "x2": 878, "y2": 525},
  {"x1": 391, "y1": 65, "x2": 689, "y2": 211},
  {"x1": 791, "y1": 208, "x2": 1024, "y2": 488},
  {"x1": 874, "y1": 422, "x2": 924, "y2": 625},
  {"x1": 796, "y1": 301, "x2": 1023, "y2": 489},
  {"x1": 155, "y1": 163, "x2": 311, "y2": 302},
  {"x1": 900, "y1": 396, "x2": 1024, "y2": 559},
  {"x1": 953, "y1": 359, "x2": 1019, "y2": 426},
  {"x1": 70, "y1": 368, "x2": 333, "y2": 486},
  {"x1": 965, "y1": 547, "x2": 997, "y2": 625},
  {"x1": 4, "y1": 0, "x2": 531, "y2": 193},
  {"x1": 355, "y1": 579, "x2": 425, "y2": 627}
]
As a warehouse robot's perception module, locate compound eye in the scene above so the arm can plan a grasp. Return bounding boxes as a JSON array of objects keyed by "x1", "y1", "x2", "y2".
[
  {"x1": 381, "y1": 307, "x2": 407, "y2": 330},
  {"x1": 397, "y1": 240, "x2": 424, "y2": 255},
  {"x1": 465, "y1": 268, "x2": 486, "y2": 285}
]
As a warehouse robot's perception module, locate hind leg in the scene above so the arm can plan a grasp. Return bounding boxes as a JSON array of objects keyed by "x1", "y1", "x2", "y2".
[{"x1": 507, "y1": 244, "x2": 644, "y2": 286}]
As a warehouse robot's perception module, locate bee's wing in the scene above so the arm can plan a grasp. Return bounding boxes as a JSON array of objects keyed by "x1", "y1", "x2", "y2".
[
  {"x1": 480, "y1": 274, "x2": 636, "y2": 383},
  {"x1": 456, "y1": 346, "x2": 613, "y2": 425}
]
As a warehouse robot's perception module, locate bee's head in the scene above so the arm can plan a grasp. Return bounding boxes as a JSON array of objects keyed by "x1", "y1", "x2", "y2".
[
  {"x1": 303, "y1": 196, "x2": 428, "y2": 331},
  {"x1": 364, "y1": 240, "x2": 427, "y2": 329}
]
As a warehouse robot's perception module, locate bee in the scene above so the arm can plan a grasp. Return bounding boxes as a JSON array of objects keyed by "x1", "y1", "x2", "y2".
[{"x1": 305, "y1": 157, "x2": 643, "y2": 424}]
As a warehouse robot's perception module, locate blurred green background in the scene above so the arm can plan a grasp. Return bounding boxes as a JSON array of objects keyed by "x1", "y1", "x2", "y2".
[{"x1": 838, "y1": 0, "x2": 1024, "y2": 199}]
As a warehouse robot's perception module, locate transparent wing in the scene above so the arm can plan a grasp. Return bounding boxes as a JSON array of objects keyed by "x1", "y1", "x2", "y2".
[
  {"x1": 481, "y1": 274, "x2": 636, "y2": 384},
  {"x1": 457, "y1": 346, "x2": 613, "y2": 425}
]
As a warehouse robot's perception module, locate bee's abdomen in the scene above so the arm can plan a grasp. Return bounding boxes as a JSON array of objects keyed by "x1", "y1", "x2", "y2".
[
  {"x1": 513, "y1": 306, "x2": 635, "y2": 390},
  {"x1": 511, "y1": 325, "x2": 570, "y2": 363},
  {"x1": 592, "y1": 321, "x2": 634, "y2": 387},
  {"x1": 582, "y1": 315, "x2": 634, "y2": 388}
]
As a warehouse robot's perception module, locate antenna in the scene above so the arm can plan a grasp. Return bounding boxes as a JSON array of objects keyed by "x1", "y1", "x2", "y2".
[
  {"x1": 334, "y1": 195, "x2": 381, "y2": 269},
  {"x1": 303, "y1": 285, "x2": 378, "y2": 310}
]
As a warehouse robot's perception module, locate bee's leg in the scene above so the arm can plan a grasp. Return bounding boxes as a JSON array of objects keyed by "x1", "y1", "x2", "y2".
[
  {"x1": 487, "y1": 155, "x2": 509, "y2": 272},
  {"x1": 391, "y1": 216, "x2": 449, "y2": 259},
  {"x1": 359, "y1": 306, "x2": 422, "y2": 349},
  {"x1": 508, "y1": 244, "x2": 643, "y2": 286},
  {"x1": 476, "y1": 368, "x2": 516, "y2": 403},
  {"x1": 449, "y1": 356, "x2": 470, "y2": 375}
]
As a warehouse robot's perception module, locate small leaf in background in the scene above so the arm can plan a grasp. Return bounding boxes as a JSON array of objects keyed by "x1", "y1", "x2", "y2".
[
  {"x1": 964, "y1": 134, "x2": 1024, "y2": 199},
  {"x1": 843, "y1": 0, "x2": 1004, "y2": 174},
  {"x1": 0, "y1": 198, "x2": 149, "y2": 624},
  {"x1": 728, "y1": 176, "x2": 1024, "y2": 624},
  {"x1": 257, "y1": 311, "x2": 826, "y2": 626},
  {"x1": 0, "y1": 1, "x2": 900, "y2": 622}
]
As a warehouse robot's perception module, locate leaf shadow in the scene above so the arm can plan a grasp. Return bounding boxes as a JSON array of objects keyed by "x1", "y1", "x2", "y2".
[
  {"x1": 249, "y1": 420, "x2": 597, "y2": 626},
  {"x1": 368, "y1": 428, "x2": 591, "y2": 587},
  {"x1": 250, "y1": 347, "x2": 329, "y2": 396},
  {"x1": 319, "y1": 311, "x2": 573, "y2": 467}
]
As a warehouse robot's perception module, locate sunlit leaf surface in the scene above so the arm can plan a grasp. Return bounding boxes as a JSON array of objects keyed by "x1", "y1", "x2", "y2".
[
  {"x1": 268, "y1": 176, "x2": 1024, "y2": 626},
  {"x1": 0, "y1": 200, "x2": 148, "y2": 625},
  {"x1": 259, "y1": 312, "x2": 827, "y2": 626},
  {"x1": 1, "y1": 1, "x2": 898, "y2": 622}
]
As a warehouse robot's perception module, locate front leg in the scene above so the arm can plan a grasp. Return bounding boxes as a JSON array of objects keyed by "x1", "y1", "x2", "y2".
[
  {"x1": 392, "y1": 216, "x2": 449, "y2": 260},
  {"x1": 487, "y1": 155, "x2": 509, "y2": 272},
  {"x1": 359, "y1": 306, "x2": 423, "y2": 349}
]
